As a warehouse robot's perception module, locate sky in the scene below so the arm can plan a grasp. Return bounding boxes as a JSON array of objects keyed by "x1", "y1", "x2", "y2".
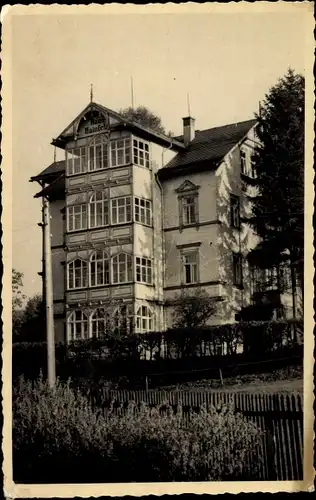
[{"x1": 10, "y1": 4, "x2": 311, "y2": 299}]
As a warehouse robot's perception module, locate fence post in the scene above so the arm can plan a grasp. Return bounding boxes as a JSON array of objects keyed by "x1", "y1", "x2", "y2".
[
  {"x1": 219, "y1": 368, "x2": 224, "y2": 387},
  {"x1": 145, "y1": 376, "x2": 149, "y2": 391}
]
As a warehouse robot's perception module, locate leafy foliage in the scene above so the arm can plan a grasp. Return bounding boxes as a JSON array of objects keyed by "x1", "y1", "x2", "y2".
[
  {"x1": 13, "y1": 294, "x2": 46, "y2": 343},
  {"x1": 170, "y1": 289, "x2": 217, "y2": 328},
  {"x1": 119, "y1": 105, "x2": 166, "y2": 134},
  {"x1": 13, "y1": 376, "x2": 265, "y2": 482},
  {"x1": 12, "y1": 269, "x2": 26, "y2": 337},
  {"x1": 244, "y1": 69, "x2": 304, "y2": 313}
]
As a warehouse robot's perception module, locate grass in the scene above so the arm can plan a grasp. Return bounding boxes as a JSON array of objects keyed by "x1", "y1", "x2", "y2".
[{"x1": 156, "y1": 365, "x2": 303, "y2": 394}]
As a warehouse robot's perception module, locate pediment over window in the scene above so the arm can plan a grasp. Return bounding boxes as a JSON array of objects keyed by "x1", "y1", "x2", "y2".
[{"x1": 175, "y1": 180, "x2": 200, "y2": 194}]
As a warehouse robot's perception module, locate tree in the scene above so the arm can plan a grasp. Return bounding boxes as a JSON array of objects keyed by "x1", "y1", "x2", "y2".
[
  {"x1": 245, "y1": 69, "x2": 304, "y2": 317},
  {"x1": 13, "y1": 294, "x2": 46, "y2": 343},
  {"x1": 12, "y1": 269, "x2": 26, "y2": 339},
  {"x1": 171, "y1": 289, "x2": 217, "y2": 328},
  {"x1": 119, "y1": 106, "x2": 166, "y2": 134}
]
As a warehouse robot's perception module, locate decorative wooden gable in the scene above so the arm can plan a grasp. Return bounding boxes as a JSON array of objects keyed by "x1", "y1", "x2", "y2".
[
  {"x1": 55, "y1": 103, "x2": 124, "y2": 143},
  {"x1": 175, "y1": 180, "x2": 200, "y2": 194}
]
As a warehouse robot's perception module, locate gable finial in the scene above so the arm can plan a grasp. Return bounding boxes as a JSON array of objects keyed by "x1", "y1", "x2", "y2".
[
  {"x1": 53, "y1": 145, "x2": 56, "y2": 163},
  {"x1": 90, "y1": 84, "x2": 94, "y2": 103}
]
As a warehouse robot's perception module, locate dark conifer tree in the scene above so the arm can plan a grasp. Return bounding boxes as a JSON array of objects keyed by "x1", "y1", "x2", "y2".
[{"x1": 245, "y1": 69, "x2": 304, "y2": 317}]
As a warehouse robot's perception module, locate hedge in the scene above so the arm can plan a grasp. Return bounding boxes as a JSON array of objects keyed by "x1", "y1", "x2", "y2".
[{"x1": 13, "y1": 375, "x2": 265, "y2": 483}]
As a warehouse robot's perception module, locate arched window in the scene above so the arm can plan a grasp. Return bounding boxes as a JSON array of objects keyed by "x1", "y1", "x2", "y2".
[
  {"x1": 112, "y1": 253, "x2": 133, "y2": 284},
  {"x1": 89, "y1": 191, "x2": 109, "y2": 228},
  {"x1": 91, "y1": 308, "x2": 108, "y2": 338},
  {"x1": 136, "y1": 305, "x2": 154, "y2": 333},
  {"x1": 67, "y1": 259, "x2": 87, "y2": 289},
  {"x1": 68, "y1": 310, "x2": 88, "y2": 342},
  {"x1": 90, "y1": 251, "x2": 110, "y2": 287},
  {"x1": 88, "y1": 135, "x2": 108, "y2": 171},
  {"x1": 113, "y1": 305, "x2": 133, "y2": 335}
]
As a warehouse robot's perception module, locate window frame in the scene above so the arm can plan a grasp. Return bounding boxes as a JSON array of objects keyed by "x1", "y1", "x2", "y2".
[
  {"x1": 135, "y1": 305, "x2": 154, "y2": 333},
  {"x1": 89, "y1": 191, "x2": 109, "y2": 229},
  {"x1": 66, "y1": 146, "x2": 88, "y2": 176},
  {"x1": 133, "y1": 138, "x2": 150, "y2": 168},
  {"x1": 135, "y1": 256, "x2": 152, "y2": 284},
  {"x1": 111, "y1": 196, "x2": 132, "y2": 225},
  {"x1": 111, "y1": 137, "x2": 131, "y2": 167},
  {"x1": 67, "y1": 258, "x2": 88, "y2": 290},
  {"x1": 230, "y1": 194, "x2": 240, "y2": 229},
  {"x1": 90, "y1": 308, "x2": 108, "y2": 338},
  {"x1": 134, "y1": 197, "x2": 152, "y2": 226},
  {"x1": 112, "y1": 252, "x2": 133, "y2": 284},
  {"x1": 89, "y1": 250, "x2": 110, "y2": 287},
  {"x1": 67, "y1": 310, "x2": 89, "y2": 342},
  {"x1": 182, "y1": 250, "x2": 199, "y2": 285},
  {"x1": 67, "y1": 204, "x2": 88, "y2": 232},
  {"x1": 232, "y1": 252, "x2": 243, "y2": 287},
  {"x1": 88, "y1": 134, "x2": 109, "y2": 172}
]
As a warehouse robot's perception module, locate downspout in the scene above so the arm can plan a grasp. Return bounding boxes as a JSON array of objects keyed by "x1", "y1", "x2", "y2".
[{"x1": 156, "y1": 138, "x2": 173, "y2": 332}]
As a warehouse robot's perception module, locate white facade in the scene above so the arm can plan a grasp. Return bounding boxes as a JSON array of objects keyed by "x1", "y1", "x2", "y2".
[{"x1": 33, "y1": 103, "x2": 298, "y2": 343}]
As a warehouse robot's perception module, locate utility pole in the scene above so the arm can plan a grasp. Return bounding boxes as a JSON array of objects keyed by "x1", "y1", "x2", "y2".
[
  {"x1": 38, "y1": 198, "x2": 46, "y2": 308},
  {"x1": 43, "y1": 196, "x2": 56, "y2": 387}
]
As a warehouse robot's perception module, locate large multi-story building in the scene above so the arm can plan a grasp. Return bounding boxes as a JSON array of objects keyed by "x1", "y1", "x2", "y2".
[{"x1": 31, "y1": 101, "x2": 297, "y2": 343}]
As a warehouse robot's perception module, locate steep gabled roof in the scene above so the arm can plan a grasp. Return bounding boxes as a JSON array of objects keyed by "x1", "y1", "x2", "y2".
[
  {"x1": 52, "y1": 101, "x2": 185, "y2": 151},
  {"x1": 159, "y1": 119, "x2": 257, "y2": 179}
]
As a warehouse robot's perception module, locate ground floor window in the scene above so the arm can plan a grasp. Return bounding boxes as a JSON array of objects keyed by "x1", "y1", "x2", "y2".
[
  {"x1": 135, "y1": 305, "x2": 154, "y2": 333},
  {"x1": 67, "y1": 310, "x2": 89, "y2": 342}
]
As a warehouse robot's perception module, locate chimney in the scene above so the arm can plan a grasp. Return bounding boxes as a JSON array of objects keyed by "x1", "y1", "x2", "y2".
[{"x1": 182, "y1": 116, "x2": 195, "y2": 146}]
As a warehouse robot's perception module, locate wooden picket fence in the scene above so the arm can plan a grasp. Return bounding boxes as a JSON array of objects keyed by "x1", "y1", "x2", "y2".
[{"x1": 88, "y1": 389, "x2": 303, "y2": 481}]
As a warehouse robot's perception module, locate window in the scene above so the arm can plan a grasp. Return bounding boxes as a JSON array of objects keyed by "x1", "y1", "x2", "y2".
[
  {"x1": 183, "y1": 252, "x2": 198, "y2": 284},
  {"x1": 230, "y1": 195, "x2": 240, "y2": 228},
  {"x1": 232, "y1": 253, "x2": 243, "y2": 286},
  {"x1": 90, "y1": 251, "x2": 110, "y2": 287},
  {"x1": 249, "y1": 154, "x2": 256, "y2": 178},
  {"x1": 136, "y1": 257, "x2": 152, "y2": 284},
  {"x1": 181, "y1": 195, "x2": 197, "y2": 225},
  {"x1": 67, "y1": 259, "x2": 88, "y2": 289},
  {"x1": 113, "y1": 305, "x2": 133, "y2": 334},
  {"x1": 89, "y1": 191, "x2": 109, "y2": 228},
  {"x1": 240, "y1": 149, "x2": 256, "y2": 178},
  {"x1": 67, "y1": 204, "x2": 87, "y2": 232},
  {"x1": 68, "y1": 310, "x2": 88, "y2": 342},
  {"x1": 135, "y1": 198, "x2": 152, "y2": 226},
  {"x1": 240, "y1": 150, "x2": 246, "y2": 175},
  {"x1": 111, "y1": 138, "x2": 131, "y2": 167},
  {"x1": 91, "y1": 308, "x2": 108, "y2": 338},
  {"x1": 111, "y1": 197, "x2": 132, "y2": 224},
  {"x1": 133, "y1": 138, "x2": 150, "y2": 168},
  {"x1": 136, "y1": 305, "x2": 154, "y2": 333},
  {"x1": 66, "y1": 147, "x2": 87, "y2": 175},
  {"x1": 112, "y1": 253, "x2": 133, "y2": 283},
  {"x1": 88, "y1": 135, "x2": 108, "y2": 171}
]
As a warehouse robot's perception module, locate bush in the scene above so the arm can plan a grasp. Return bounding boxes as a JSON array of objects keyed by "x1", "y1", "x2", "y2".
[{"x1": 13, "y1": 376, "x2": 265, "y2": 483}]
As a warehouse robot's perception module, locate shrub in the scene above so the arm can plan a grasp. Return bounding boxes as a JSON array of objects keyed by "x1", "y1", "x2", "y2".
[{"x1": 13, "y1": 376, "x2": 265, "y2": 483}]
